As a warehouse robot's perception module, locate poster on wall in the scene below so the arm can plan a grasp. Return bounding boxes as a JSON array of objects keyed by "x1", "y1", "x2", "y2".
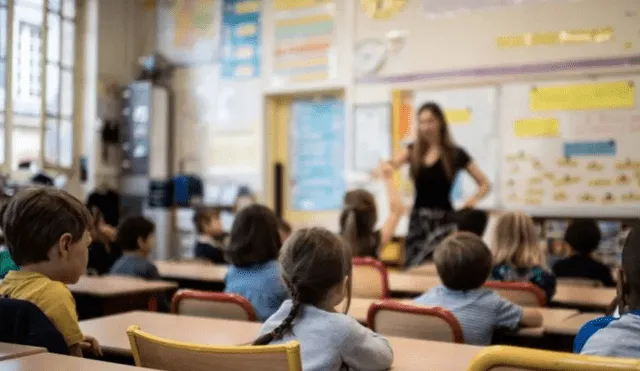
[
  {"x1": 221, "y1": 0, "x2": 261, "y2": 79},
  {"x1": 290, "y1": 98, "x2": 345, "y2": 211},
  {"x1": 156, "y1": 0, "x2": 219, "y2": 65},
  {"x1": 353, "y1": 103, "x2": 392, "y2": 172},
  {"x1": 414, "y1": 86, "x2": 500, "y2": 210},
  {"x1": 272, "y1": 0, "x2": 336, "y2": 85},
  {"x1": 423, "y1": 0, "x2": 563, "y2": 17},
  {"x1": 500, "y1": 77, "x2": 640, "y2": 217}
]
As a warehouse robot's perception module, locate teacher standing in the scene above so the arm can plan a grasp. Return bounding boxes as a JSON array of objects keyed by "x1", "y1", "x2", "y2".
[{"x1": 390, "y1": 102, "x2": 491, "y2": 267}]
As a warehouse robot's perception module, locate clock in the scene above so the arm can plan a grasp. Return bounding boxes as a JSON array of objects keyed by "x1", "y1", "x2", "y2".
[
  {"x1": 361, "y1": 0, "x2": 407, "y2": 20},
  {"x1": 354, "y1": 39, "x2": 388, "y2": 77}
]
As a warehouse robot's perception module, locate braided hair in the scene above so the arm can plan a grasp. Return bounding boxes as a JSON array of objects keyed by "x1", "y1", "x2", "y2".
[{"x1": 253, "y1": 228, "x2": 353, "y2": 345}]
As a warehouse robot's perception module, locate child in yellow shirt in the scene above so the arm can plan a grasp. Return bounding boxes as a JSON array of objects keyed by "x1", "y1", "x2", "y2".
[{"x1": 0, "y1": 187, "x2": 101, "y2": 357}]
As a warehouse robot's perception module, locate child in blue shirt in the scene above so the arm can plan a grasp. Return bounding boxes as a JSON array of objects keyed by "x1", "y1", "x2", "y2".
[
  {"x1": 491, "y1": 211, "x2": 557, "y2": 302},
  {"x1": 574, "y1": 225, "x2": 640, "y2": 357},
  {"x1": 224, "y1": 205, "x2": 287, "y2": 321},
  {"x1": 255, "y1": 228, "x2": 393, "y2": 371},
  {"x1": 415, "y1": 232, "x2": 542, "y2": 345}
]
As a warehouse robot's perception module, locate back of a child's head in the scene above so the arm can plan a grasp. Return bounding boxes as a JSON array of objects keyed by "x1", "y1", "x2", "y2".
[
  {"x1": 564, "y1": 219, "x2": 601, "y2": 256},
  {"x1": 339, "y1": 189, "x2": 377, "y2": 256},
  {"x1": 621, "y1": 224, "x2": 640, "y2": 307},
  {"x1": 492, "y1": 211, "x2": 543, "y2": 269},
  {"x1": 193, "y1": 207, "x2": 220, "y2": 233},
  {"x1": 435, "y1": 232, "x2": 492, "y2": 291},
  {"x1": 253, "y1": 227, "x2": 352, "y2": 345},
  {"x1": 226, "y1": 204, "x2": 280, "y2": 267},
  {"x1": 1, "y1": 187, "x2": 92, "y2": 265},
  {"x1": 116, "y1": 216, "x2": 155, "y2": 251},
  {"x1": 455, "y1": 208, "x2": 488, "y2": 237}
]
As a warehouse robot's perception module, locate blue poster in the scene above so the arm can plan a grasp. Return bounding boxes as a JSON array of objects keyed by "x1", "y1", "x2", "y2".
[
  {"x1": 221, "y1": 0, "x2": 261, "y2": 79},
  {"x1": 291, "y1": 99, "x2": 345, "y2": 211}
]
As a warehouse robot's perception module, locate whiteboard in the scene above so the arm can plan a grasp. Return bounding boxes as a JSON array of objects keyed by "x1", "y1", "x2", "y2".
[
  {"x1": 499, "y1": 75, "x2": 640, "y2": 217},
  {"x1": 353, "y1": 104, "x2": 392, "y2": 172},
  {"x1": 414, "y1": 86, "x2": 500, "y2": 209}
]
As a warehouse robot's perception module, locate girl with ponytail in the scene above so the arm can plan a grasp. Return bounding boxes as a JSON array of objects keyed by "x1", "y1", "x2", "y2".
[
  {"x1": 339, "y1": 162, "x2": 404, "y2": 258},
  {"x1": 254, "y1": 228, "x2": 393, "y2": 371}
]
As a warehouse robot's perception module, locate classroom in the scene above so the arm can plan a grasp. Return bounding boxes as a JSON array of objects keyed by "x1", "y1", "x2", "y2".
[{"x1": 0, "y1": 0, "x2": 639, "y2": 370}]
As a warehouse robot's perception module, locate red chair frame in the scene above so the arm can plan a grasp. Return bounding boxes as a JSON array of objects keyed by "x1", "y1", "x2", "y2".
[
  {"x1": 367, "y1": 301, "x2": 465, "y2": 344},
  {"x1": 170, "y1": 290, "x2": 257, "y2": 321},
  {"x1": 352, "y1": 257, "x2": 390, "y2": 299},
  {"x1": 483, "y1": 281, "x2": 546, "y2": 307}
]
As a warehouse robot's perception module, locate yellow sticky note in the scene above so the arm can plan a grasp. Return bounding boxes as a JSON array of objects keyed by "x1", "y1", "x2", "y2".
[
  {"x1": 235, "y1": 1, "x2": 259, "y2": 14},
  {"x1": 530, "y1": 81, "x2": 635, "y2": 111},
  {"x1": 532, "y1": 32, "x2": 560, "y2": 46},
  {"x1": 514, "y1": 118, "x2": 560, "y2": 138},
  {"x1": 235, "y1": 24, "x2": 257, "y2": 37},
  {"x1": 445, "y1": 109, "x2": 472, "y2": 124},
  {"x1": 497, "y1": 35, "x2": 527, "y2": 48},
  {"x1": 274, "y1": 0, "x2": 332, "y2": 10}
]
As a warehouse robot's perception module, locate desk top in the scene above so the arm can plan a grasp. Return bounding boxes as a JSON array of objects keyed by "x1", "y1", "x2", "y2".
[
  {"x1": 68, "y1": 275, "x2": 178, "y2": 297},
  {"x1": 553, "y1": 286, "x2": 615, "y2": 310},
  {"x1": 155, "y1": 261, "x2": 228, "y2": 282},
  {"x1": 0, "y1": 353, "x2": 159, "y2": 371},
  {"x1": 0, "y1": 343, "x2": 44, "y2": 361},
  {"x1": 545, "y1": 312, "x2": 602, "y2": 336},
  {"x1": 80, "y1": 311, "x2": 483, "y2": 371},
  {"x1": 347, "y1": 298, "x2": 577, "y2": 337}
]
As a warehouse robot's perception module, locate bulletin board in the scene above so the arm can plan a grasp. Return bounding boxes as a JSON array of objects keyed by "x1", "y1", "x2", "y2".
[
  {"x1": 414, "y1": 86, "x2": 500, "y2": 210},
  {"x1": 500, "y1": 75, "x2": 640, "y2": 217}
]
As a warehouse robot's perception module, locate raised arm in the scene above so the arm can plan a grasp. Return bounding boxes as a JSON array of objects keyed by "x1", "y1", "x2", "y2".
[
  {"x1": 389, "y1": 147, "x2": 410, "y2": 169},
  {"x1": 378, "y1": 163, "x2": 405, "y2": 249}
]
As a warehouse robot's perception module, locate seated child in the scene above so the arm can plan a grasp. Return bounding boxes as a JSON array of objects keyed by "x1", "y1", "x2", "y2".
[
  {"x1": 575, "y1": 224, "x2": 640, "y2": 357},
  {"x1": 255, "y1": 228, "x2": 393, "y2": 371},
  {"x1": 455, "y1": 208, "x2": 488, "y2": 237},
  {"x1": 0, "y1": 196, "x2": 18, "y2": 278},
  {"x1": 86, "y1": 210, "x2": 120, "y2": 275},
  {"x1": 109, "y1": 216, "x2": 169, "y2": 312},
  {"x1": 224, "y1": 204, "x2": 288, "y2": 321},
  {"x1": 491, "y1": 211, "x2": 557, "y2": 302},
  {"x1": 339, "y1": 162, "x2": 404, "y2": 258},
  {"x1": 193, "y1": 207, "x2": 226, "y2": 264},
  {"x1": 552, "y1": 219, "x2": 615, "y2": 287},
  {"x1": 415, "y1": 232, "x2": 542, "y2": 345},
  {"x1": 0, "y1": 187, "x2": 101, "y2": 357},
  {"x1": 277, "y1": 218, "x2": 292, "y2": 243}
]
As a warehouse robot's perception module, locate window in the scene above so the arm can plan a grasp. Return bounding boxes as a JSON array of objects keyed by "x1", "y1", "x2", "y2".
[{"x1": 1, "y1": 0, "x2": 77, "y2": 172}]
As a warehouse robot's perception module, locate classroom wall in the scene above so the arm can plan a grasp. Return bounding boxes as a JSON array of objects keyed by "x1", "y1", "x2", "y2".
[{"x1": 101, "y1": 0, "x2": 640, "y2": 229}]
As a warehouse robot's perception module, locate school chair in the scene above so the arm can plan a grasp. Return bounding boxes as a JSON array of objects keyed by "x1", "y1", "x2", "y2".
[
  {"x1": 171, "y1": 290, "x2": 257, "y2": 321},
  {"x1": 367, "y1": 301, "x2": 464, "y2": 343},
  {"x1": 467, "y1": 345, "x2": 640, "y2": 371},
  {"x1": 483, "y1": 282, "x2": 546, "y2": 307},
  {"x1": 556, "y1": 278, "x2": 603, "y2": 288},
  {"x1": 127, "y1": 325, "x2": 302, "y2": 371},
  {"x1": 352, "y1": 257, "x2": 390, "y2": 299}
]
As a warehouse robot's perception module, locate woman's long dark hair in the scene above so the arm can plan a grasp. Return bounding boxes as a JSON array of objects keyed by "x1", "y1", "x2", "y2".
[
  {"x1": 410, "y1": 102, "x2": 457, "y2": 180},
  {"x1": 253, "y1": 228, "x2": 352, "y2": 345}
]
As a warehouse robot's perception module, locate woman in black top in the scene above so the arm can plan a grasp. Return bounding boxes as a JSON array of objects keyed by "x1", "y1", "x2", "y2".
[{"x1": 391, "y1": 102, "x2": 490, "y2": 267}]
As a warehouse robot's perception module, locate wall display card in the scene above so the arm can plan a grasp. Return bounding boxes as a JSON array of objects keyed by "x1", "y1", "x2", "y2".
[
  {"x1": 221, "y1": 0, "x2": 261, "y2": 78},
  {"x1": 353, "y1": 104, "x2": 392, "y2": 172},
  {"x1": 272, "y1": 0, "x2": 336, "y2": 85},
  {"x1": 423, "y1": 0, "x2": 564, "y2": 16},
  {"x1": 289, "y1": 98, "x2": 345, "y2": 211},
  {"x1": 500, "y1": 77, "x2": 640, "y2": 217},
  {"x1": 157, "y1": 0, "x2": 220, "y2": 65}
]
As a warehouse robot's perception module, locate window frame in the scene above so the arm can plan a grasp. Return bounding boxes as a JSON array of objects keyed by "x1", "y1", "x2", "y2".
[{"x1": 0, "y1": 0, "x2": 79, "y2": 175}]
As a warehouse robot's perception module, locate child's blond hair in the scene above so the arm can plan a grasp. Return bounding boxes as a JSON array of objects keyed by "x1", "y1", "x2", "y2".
[{"x1": 492, "y1": 211, "x2": 545, "y2": 269}]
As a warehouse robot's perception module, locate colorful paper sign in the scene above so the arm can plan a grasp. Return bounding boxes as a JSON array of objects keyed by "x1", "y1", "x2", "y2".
[
  {"x1": 563, "y1": 140, "x2": 617, "y2": 158},
  {"x1": 221, "y1": 0, "x2": 261, "y2": 79},
  {"x1": 172, "y1": 0, "x2": 216, "y2": 48},
  {"x1": 445, "y1": 109, "x2": 472, "y2": 124},
  {"x1": 514, "y1": 118, "x2": 560, "y2": 138},
  {"x1": 530, "y1": 81, "x2": 635, "y2": 111},
  {"x1": 497, "y1": 27, "x2": 614, "y2": 49}
]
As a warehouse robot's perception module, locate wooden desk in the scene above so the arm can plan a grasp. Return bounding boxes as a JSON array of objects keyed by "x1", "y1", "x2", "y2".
[
  {"x1": 405, "y1": 263, "x2": 438, "y2": 276},
  {"x1": 155, "y1": 261, "x2": 228, "y2": 291},
  {"x1": 545, "y1": 312, "x2": 602, "y2": 336},
  {"x1": 0, "y1": 353, "x2": 159, "y2": 371},
  {"x1": 80, "y1": 311, "x2": 258, "y2": 356},
  {"x1": 388, "y1": 273, "x2": 440, "y2": 296},
  {"x1": 0, "y1": 343, "x2": 44, "y2": 361},
  {"x1": 81, "y1": 311, "x2": 483, "y2": 370},
  {"x1": 69, "y1": 276, "x2": 178, "y2": 319},
  {"x1": 552, "y1": 286, "x2": 615, "y2": 311},
  {"x1": 347, "y1": 298, "x2": 577, "y2": 337}
]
